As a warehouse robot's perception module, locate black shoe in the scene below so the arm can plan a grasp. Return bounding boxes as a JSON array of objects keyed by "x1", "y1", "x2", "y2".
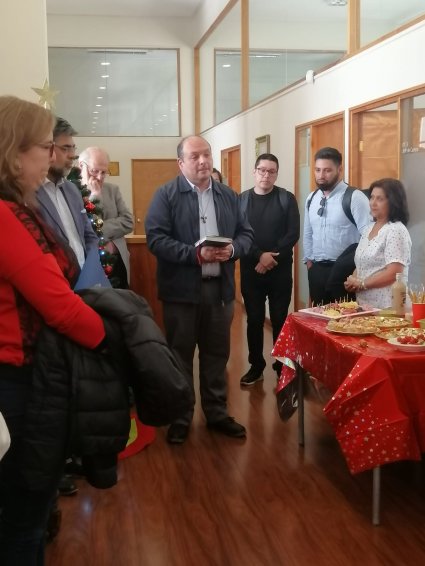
[
  {"x1": 207, "y1": 417, "x2": 246, "y2": 438},
  {"x1": 240, "y1": 366, "x2": 264, "y2": 386},
  {"x1": 166, "y1": 423, "x2": 189, "y2": 444},
  {"x1": 58, "y1": 475, "x2": 78, "y2": 496},
  {"x1": 64, "y1": 457, "x2": 84, "y2": 478}
]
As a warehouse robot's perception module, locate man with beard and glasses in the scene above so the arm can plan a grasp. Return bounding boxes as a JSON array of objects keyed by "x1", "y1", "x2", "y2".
[
  {"x1": 36, "y1": 117, "x2": 100, "y2": 499},
  {"x1": 303, "y1": 147, "x2": 370, "y2": 306},
  {"x1": 37, "y1": 117, "x2": 99, "y2": 270}
]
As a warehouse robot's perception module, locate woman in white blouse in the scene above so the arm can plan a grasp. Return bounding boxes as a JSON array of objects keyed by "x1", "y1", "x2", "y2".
[{"x1": 344, "y1": 178, "x2": 411, "y2": 308}]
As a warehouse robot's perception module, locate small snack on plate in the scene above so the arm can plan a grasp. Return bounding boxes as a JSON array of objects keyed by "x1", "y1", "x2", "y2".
[
  {"x1": 327, "y1": 317, "x2": 377, "y2": 334},
  {"x1": 310, "y1": 300, "x2": 362, "y2": 318},
  {"x1": 374, "y1": 328, "x2": 401, "y2": 340},
  {"x1": 373, "y1": 317, "x2": 411, "y2": 330},
  {"x1": 395, "y1": 328, "x2": 425, "y2": 345}
]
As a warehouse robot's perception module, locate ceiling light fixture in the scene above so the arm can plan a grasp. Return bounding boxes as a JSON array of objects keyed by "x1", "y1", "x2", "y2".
[{"x1": 326, "y1": 0, "x2": 347, "y2": 5}]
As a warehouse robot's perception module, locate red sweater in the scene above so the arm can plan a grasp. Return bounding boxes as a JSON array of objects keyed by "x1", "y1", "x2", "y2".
[{"x1": 0, "y1": 200, "x2": 105, "y2": 366}]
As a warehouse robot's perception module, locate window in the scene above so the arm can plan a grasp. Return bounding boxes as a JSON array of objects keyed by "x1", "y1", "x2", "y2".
[{"x1": 48, "y1": 47, "x2": 180, "y2": 136}]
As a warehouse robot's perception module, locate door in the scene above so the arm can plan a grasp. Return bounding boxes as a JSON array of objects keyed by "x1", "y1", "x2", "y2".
[
  {"x1": 132, "y1": 159, "x2": 179, "y2": 235},
  {"x1": 351, "y1": 104, "x2": 398, "y2": 189}
]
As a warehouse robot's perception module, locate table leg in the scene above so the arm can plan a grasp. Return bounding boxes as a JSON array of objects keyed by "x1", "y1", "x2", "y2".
[
  {"x1": 372, "y1": 466, "x2": 381, "y2": 526},
  {"x1": 297, "y1": 364, "x2": 305, "y2": 447}
]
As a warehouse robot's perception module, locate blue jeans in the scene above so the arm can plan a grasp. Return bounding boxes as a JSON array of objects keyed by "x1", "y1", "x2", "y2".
[{"x1": 0, "y1": 365, "x2": 61, "y2": 566}]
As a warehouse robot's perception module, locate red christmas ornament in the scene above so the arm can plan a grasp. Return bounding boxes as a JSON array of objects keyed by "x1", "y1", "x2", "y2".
[
  {"x1": 104, "y1": 265, "x2": 113, "y2": 275},
  {"x1": 86, "y1": 202, "x2": 96, "y2": 213}
]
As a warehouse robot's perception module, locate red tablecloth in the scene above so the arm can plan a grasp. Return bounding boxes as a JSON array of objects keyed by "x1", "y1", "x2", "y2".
[{"x1": 272, "y1": 313, "x2": 425, "y2": 474}]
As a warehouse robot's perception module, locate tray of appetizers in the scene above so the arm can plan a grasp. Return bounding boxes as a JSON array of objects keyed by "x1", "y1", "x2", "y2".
[
  {"x1": 299, "y1": 301, "x2": 380, "y2": 320},
  {"x1": 326, "y1": 317, "x2": 377, "y2": 335}
]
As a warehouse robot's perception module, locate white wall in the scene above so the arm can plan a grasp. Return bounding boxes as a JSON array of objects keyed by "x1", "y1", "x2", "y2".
[{"x1": 203, "y1": 21, "x2": 425, "y2": 192}]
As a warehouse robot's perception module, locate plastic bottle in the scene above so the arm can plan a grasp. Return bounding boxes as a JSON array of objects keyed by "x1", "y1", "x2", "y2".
[{"x1": 391, "y1": 273, "x2": 407, "y2": 316}]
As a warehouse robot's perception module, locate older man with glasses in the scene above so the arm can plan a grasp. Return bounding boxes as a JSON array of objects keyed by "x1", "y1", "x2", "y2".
[
  {"x1": 303, "y1": 146, "x2": 371, "y2": 306},
  {"x1": 78, "y1": 147, "x2": 134, "y2": 289}
]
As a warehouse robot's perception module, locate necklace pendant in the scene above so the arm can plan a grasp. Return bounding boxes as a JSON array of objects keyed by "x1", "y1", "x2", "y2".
[{"x1": 201, "y1": 215, "x2": 207, "y2": 223}]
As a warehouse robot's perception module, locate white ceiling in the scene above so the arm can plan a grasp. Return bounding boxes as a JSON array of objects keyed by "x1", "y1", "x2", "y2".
[
  {"x1": 46, "y1": 0, "x2": 204, "y2": 18},
  {"x1": 46, "y1": 0, "x2": 425, "y2": 22}
]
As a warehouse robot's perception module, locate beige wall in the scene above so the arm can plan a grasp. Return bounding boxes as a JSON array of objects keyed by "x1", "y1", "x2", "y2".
[{"x1": 0, "y1": 0, "x2": 48, "y2": 100}]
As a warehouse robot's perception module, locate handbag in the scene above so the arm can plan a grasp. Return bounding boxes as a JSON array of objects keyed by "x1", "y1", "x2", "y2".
[
  {"x1": 0, "y1": 411, "x2": 11, "y2": 460},
  {"x1": 276, "y1": 373, "x2": 299, "y2": 422}
]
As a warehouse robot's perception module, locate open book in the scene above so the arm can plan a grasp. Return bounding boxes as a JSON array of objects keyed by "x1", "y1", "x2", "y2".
[{"x1": 195, "y1": 235, "x2": 233, "y2": 247}]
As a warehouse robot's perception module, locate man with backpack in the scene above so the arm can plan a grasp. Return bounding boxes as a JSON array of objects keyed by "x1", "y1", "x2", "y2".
[
  {"x1": 239, "y1": 154, "x2": 300, "y2": 385},
  {"x1": 303, "y1": 147, "x2": 371, "y2": 306}
]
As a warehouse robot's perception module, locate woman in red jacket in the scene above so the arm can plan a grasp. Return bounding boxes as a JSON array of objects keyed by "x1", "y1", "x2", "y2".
[{"x1": 0, "y1": 96, "x2": 105, "y2": 565}]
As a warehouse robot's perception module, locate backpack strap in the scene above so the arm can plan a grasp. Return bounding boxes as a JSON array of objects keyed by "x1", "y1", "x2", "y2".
[
  {"x1": 240, "y1": 187, "x2": 288, "y2": 215},
  {"x1": 342, "y1": 186, "x2": 356, "y2": 226},
  {"x1": 277, "y1": 187, "x2": 288, "y2": 213},
  {"x1": 307, "y1": 189, "x2": 319, "y2": 211},
  {"x1": 308, "y1": 186, "x2": 358, "y2": 226}
]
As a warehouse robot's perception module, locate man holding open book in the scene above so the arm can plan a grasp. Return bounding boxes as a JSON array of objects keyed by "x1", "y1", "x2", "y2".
[{"x1": 145, "y1": 136, "x2": 253, "y2": 444}]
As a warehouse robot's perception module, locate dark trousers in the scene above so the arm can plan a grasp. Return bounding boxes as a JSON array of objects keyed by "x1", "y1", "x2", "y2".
[
  {"x1": 307, "y1": 262, "x2": 335, "y2": 306},
  {"x1": 241, "y1": 267, "x2": 292, "y2": 373},
  {"x1": 162, "y1": 279, "x2": 234, "y2": 426},
  {"x1": 308, "y1": 260, "x2": 355, "y2": 306},
  {"x1": 0, "y1": 366, "x2": 61, "y2": 566},
  {"x1": 110, "y1": 253, "x2": 129, "y2": 290}
]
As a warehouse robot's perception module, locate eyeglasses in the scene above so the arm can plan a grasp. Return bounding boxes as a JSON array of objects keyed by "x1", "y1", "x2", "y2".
[
  {"x1": 82, "y1": 162, "x2": 109, "y2": 177},
  {"x1": 256, "y1": 167, "x2": 278, "y2": 177},
  {"x1": 36, "y1": 141, "x2": 55, "y2": 157},
  {"x1": 317, "y1": 196, "x2": 327, "y2": 217},
  {"x1": 55, "y1": 144, "x2": 77, "y2": 155}
]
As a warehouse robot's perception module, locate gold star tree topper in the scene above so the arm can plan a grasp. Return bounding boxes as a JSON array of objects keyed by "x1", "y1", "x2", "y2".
[{"x1": 31, "y1": 79, "x2": 60, "y2": 109}]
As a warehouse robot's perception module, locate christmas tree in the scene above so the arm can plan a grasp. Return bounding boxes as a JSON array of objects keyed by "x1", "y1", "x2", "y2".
[{"x1": 67, "y1": 166, "x2": 116, "y2": 279}]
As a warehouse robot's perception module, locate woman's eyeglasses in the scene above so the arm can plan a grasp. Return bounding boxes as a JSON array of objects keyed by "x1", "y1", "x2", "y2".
[
  {"x1": 317, "y1": 196, "x2": 327, "y2": 217},
  {"x1": 36, "y1": 141, "x2": 55, "y2": 157}
]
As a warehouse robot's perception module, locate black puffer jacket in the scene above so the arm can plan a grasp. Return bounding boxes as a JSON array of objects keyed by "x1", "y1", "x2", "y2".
[{"x1": 20, "y1": 288, "x2": 192, "y2": 491}]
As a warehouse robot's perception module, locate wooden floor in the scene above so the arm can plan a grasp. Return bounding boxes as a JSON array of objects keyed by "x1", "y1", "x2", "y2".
[{"x1": 47, "y1": 303, "x2": 425, "y2": 566}]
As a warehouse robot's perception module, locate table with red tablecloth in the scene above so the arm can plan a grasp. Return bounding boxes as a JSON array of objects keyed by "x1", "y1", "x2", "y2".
[{"x1": 272, "y1": 312, "x2": 425, "y2": 475}]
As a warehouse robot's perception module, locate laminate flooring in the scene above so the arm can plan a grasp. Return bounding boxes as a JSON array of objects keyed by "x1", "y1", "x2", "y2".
[{"x1": 46, "y1": 303, "x2": 425, "y2": 566}]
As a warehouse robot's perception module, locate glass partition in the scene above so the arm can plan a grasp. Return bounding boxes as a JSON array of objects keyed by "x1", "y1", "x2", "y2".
[
  {"x1": 49, "y1": 47, "x2": 180, "y2": 136},
  {"x1": 248, "y1": 0, "x2": 347, "y2": 106},
  {"x1": 361, "y1": 0, "x2": 425, "y2": 47},
  {"x1": 199, "y1": 1, "x2": 241, "y2": 130},
  {"x1": 400, "y1": 93, "x2": 425, "y2": 286}
]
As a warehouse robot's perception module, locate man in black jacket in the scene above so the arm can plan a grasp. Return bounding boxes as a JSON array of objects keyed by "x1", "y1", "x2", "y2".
[
  {"x1": 239, "y1": 153, "x2": 300, "y2": 385},
  {"x1": 145, "y1": 135, "x2": 253, "y2": 444}
]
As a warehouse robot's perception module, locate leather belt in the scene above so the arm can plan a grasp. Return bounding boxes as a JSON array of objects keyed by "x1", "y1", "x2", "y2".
[
  {"x1": 314, "y1": 260, "x2": 335, "y2": 265},
  {"x1": 202, "y1": 276, "x2": 221, "y2": 281}
]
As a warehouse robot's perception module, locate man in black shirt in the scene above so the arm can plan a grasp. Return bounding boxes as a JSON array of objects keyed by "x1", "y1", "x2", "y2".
[{"x1": 239, "y1": 154, "x2": 300, "y2": 385}]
